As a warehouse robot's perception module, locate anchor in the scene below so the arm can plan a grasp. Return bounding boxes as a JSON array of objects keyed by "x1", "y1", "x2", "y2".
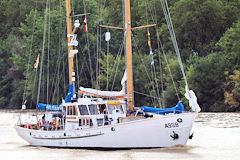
[
  {"x1": 189, "y1": 132, "x2": 194, "y2": 139},
  {"x1": 170, "y1": 131, "x2": 179, "y2": 140}
]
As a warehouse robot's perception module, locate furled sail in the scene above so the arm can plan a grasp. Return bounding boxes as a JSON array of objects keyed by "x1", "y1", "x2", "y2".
[
  {"x1": 184, "y1": 85, "x2": 201, "y2": 112},
  {"x1": 37, "y1": 103, "x2": 62, "y2": 111},
  {"x1": 79, "y1": 87, "x2": 125, "y2": 98},
  {"x1": 65, "y1": 83, "x2": 75, "y2": 102},
  {"x1": 79, "y1": 70, "x2": 127, "y2": 98},
  {"x1": 141, "y1": 102, "x2": 185, "y2": 115}
]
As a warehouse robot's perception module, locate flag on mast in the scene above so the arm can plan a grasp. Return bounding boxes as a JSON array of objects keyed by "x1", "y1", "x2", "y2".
[
  {"x1": 83, "y1": 16, "x2": 87, "y2": 32},
  {"x1": 148, "y1": 39, "x2": 151, "y2": 47},
  {"x1": 83, "y1": 16, "x2": 87, "y2": 24},
  {"x1": 83, "y1": 25, "x2": 88, "y2": 32},
  {"x1": 34, "y1": 55, "x2": 39, "y2": 69}
]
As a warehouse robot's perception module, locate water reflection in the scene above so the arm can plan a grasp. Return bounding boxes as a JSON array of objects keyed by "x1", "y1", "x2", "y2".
[
  {"x1": 195, "y1": 112, "x2": 240, "y2": 128},
  {"x1": 0, "y1": 111, "x2": 240, "y2": 160}
]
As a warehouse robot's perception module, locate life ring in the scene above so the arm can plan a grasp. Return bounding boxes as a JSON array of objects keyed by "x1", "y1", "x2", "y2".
[
  {"x1": 52, "y1": 120, "x2": 56, "y2": 129},
  {"x1": 37, "y1": 120, "x2": 41, "y2": 130},
  {"x1": 24, "y1": 124, "x2": 32, "y2": 129}
]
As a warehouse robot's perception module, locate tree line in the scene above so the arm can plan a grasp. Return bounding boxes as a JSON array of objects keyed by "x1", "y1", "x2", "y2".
[{"x1": 0, "y1": 0, "x2": 239, "y2": 112}]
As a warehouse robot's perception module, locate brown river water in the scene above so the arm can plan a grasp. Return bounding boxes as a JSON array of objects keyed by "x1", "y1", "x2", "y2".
[{"x1": 0, "y1": 110, "x2": 240, "y2": 160}]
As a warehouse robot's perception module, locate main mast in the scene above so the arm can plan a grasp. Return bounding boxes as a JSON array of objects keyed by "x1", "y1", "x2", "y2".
[
  {"x1": 66, "y1": 0, "x2": 75, "y2": 85},
  {"x1": 125, "y1": 0, "x2": 134, "y2": 110}
]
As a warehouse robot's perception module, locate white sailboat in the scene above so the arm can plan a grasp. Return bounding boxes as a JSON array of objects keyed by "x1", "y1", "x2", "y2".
[{"x1": 15, "y1": 0, "x2": 201, "y2": 148}]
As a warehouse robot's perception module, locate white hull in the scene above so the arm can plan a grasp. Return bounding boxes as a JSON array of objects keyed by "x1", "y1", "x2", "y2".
[{"x1": 15, "y1": 112, "x2": 195, "y2": 148}]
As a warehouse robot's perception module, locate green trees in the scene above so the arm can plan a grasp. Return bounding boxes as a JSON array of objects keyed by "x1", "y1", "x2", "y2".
[
  {"x1": 219, "y1": 20, "x2": 240, "y2": 111},
  {"x1": 185, "y1": 53, "x2": 228, "y2": 111},
  {"x1": 0, "y1": 0, "x2": 239, "y2": 111},
  {"x1": 224, "y1": 71, "x2": 240, "y2": 111}
]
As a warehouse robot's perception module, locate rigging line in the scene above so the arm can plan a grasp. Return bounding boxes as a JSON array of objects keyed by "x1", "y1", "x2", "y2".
[
  {"x1": 57, "y1": 22, "x2": 68, "y2": 104},
  {"x1": 131, "y1": 33, "x2": 153, "y2": 88},
  {"x1": 51, "y1": 49, "x2": 62, "y2": 104},
  {"x1": 22, "y1": 34, "x2": 33, "y2": 105},
  {"x1": 96, "y1": 0, "x2": 100, "y2": 89},
  {"x1": 30, "y1": 69, "x2": 38, "y2": 109},
  {"x1": 150, "y1": 64, "x2": 157, "y2": 107},
  {"x1": 148, "y1": 0, "x2": 180, "y2": 101},
  {"x1": 109, "y1": 38, "x2": 124, "y2": 80},
  {"x1": 146, "y1": 0, "x2": 164, "y2": 107},
  {"x1": 57, "y1": 56, "x2": 61, "y2": 104},
  {"x1": 49, "y1": 54, "x2": 64, "y2": 103},
  {"x1": 37, "y1": 0, "x2": 49, "y2": 107},
  {"x1": 131, "y1": 33, "x2": 155, "y2": 106},
  {"x1": 147, "y1": 2, "x2": 162, "y2": 107},
  {"x1": 145, "y1": 0, "x2": 161, "y2": 107},
  {"x1": 22, "y1": 0, "x2": 39, "y2": 106},
  {"x1": 49, "y1": 25, "x2": 66, "y2": 103},
  {"x1": 75, "y1": 52, "x2": 80, "y2": 91},
  {"x1": 76, "y1": 40, "x2": 85, "y2": 87},
  {"x1": 63, "y1": 24, "x2": 68, "y2": 97},
  {"x1": 146, "y1": 1, "x2": 171, "y2": 106},
  {"x1": 46, "y1": 13, "x2": 90, "y2": 18},
  {"x1": 107, "y1": 32, "x2": 125, "y2": 91},
  {"x1": 151, "y1": 2, "x2": 165, "y2": 106},
  {"x1": 47, "y1": 0, "x2": 50, "y2": 104},
  {"x1": 52, "y1": 53, "x2": 64, "y2": 104},
  {"x1": 71, "y1": 13, "x2": 91, "y2": 17},
  {"x1": 98, "y1": 0, "x2": 103, "y2": 89},
  {"x1": 98, "y1": 0, "x2": 107, "y2": 89},
  {"x1": 161, "y1": 0, "x2": 188, "y2": 91},
  {"x1": 106, "y1": 28, "x2": 109, "y2": 91},
  {"x1": 154, "y1": 25, "x2": 165, "y2": 106},
  {"x1": 134, "y1": 90, "x2": 161, "y2": 100},
  {"x1": 109, "y1": 37, "x2": 124, "y2": 82},
  {"x1": 164, "y1": 0, "x2": 188, "y2": 90},
  {"x1": 111, "y1": 38, "x2": 124, "y2": 91},
  {"x1": 77, "y1": 40, "x2": 92, "y2": 83},
  {"x1": 79, "y1": 58, "x2": 86, "y2": 87},
  {"x1": 132, "y1": 31, "x2": 159, "y2": 106},
  {"x1": 51, "y1": 28, "x2": 65, "y2": 104},
  {"x1": 49, "y1": 0, "x2": 66, "y2": 103},
  {"x1": 63, "y1": 53, "x2": 66, "y2": 97},
  {"x1": 159, "y1": 35, "x2": 180, "y2": 101},
  {"x1": 79, "y1": 57, "x2": 87, "y2": 87},
  {"x1": 83, "y1": 0, "x2": 94, "y2": 87},
  {"x1": 71, "y1": 0, "x2": 75, "y2": 21}
]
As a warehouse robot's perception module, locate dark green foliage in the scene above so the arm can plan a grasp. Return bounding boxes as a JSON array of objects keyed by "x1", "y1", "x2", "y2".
[{"x1": 0, "y1": 0, "x2": 239, "y2": 112}]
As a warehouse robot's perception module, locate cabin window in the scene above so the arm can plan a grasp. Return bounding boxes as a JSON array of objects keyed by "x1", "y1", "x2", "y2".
[
  {"x1": 97, "y1": 119, "x2": 103, "y2": 126},
  {"x1": 89, "y1": 105, "x2": 98, "y2": 115},
  {"x1": 99, "y1": 104, "x2": 107, "y2": 114},
  {"x1": 108, "y1": 105, "x2": 115, "y2": 114},
  {"x1": 67, "y1": 106, "x2": 73, "y2": 115},
  {"x1": 79, "y1": 119, "x2": 82, "y2": 126},
  {"x1": 78, "y1": 105, "x2": 89, "y2": 115},
  {"x1": 67, "y1": 106, "x2": 76, "y2": 115},
  {"x1": 72, "y1": 106, "x2": 76, "y2": 115},
  {"x1": 90, "y1": 119, "x2": 93, "y2": 126},
  {"x1": 79, "y1": 118, "x2": 91, "y2": 126},
  {"x1": 116, "y1": 105, "x2": 124, "y2": 114}
]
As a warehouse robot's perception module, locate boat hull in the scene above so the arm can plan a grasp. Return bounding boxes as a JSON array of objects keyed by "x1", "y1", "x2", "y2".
[{"x1": 15, "y1": 112, "x2": 195, "y2": 148}]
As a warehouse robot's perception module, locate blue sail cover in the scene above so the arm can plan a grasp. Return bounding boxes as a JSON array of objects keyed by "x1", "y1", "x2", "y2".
[
  {"x1": 65, "y1": 83, "x2": 75, "y2": 102},
  {"x1": 141, "y1": 102, "x2": 185, "y2": 115},
  {"x1": 37, "y1": 103, "x2": 62, "y2": 111}
]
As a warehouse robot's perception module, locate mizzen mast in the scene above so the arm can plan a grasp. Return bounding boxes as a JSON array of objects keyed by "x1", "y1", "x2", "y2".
[
  {"x1": 125, "y1": 0, "x2": 134, "y2": 111},
  {"x1": 98, "y1": 0, "x2": 157, "y2": 110},
  {"x1": 66, "y1": 0, "x2": 75, "y2": 85}
]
